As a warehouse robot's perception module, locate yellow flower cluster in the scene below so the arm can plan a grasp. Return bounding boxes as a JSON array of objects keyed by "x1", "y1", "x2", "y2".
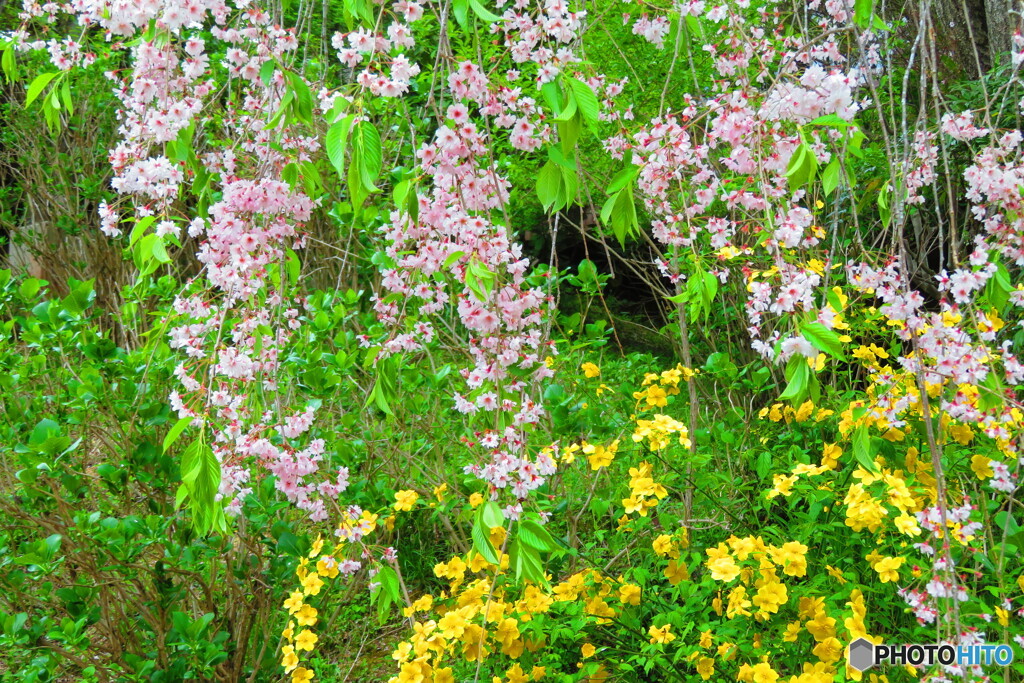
[
  {"x1": 632, "y1": 413, "x2": 691, "y2": 451},
  {"x1": 704, "y1": 537, "x2": 808, "y2": 619},
  {"x1": 651, "y1": 530, "x2": 691, "y2": 584},
  {"x1": 582, "y1": 439, "x2": 618, "y2": 470},
  {"x1": 631, "y1": 364, "x2": 694, "y2": 407},
  {"x1": 759, "y1": 401, "x2": 834, "y2": 424},
  {"x1": 279, "y1": 534, "x2": 360, "y2": 683},
  {"x1": 621, "y1": 461, "x2": 668, "y2": 516},
  {"x1": 388, "y1": 551, "x2": 553, "y2": 683},
  {"x1": 842, "y1": 464, "x2": 924, "y2": 535}
]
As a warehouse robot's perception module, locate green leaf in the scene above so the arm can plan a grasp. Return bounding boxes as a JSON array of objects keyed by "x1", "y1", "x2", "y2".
[
  {"x1": 60, "y1": 79, "x2": 73, "y2": 116},
  {"x1": 799, "y1": 322, "x2": 846, "y2": 360},
  {"x1": 288, "y1": 72, "x2": 313, "y2": 123},
  {"x1": 179, "y1": 437, "x2": 224, "y2": 535},
  {"x1": 553, "y1": 91, "x2": 578, "y2": 122},
  {"x1": 481, "y1": 501, "x2": 504, "y2": 528},
  {"x1": 325, "y1": 114, "x2": 355, "y2": 176},
  {"x1": 162, "y1": 417, "x2": 191, "y2": 453},
  {"x1": 853, "y1": 0, "x2": 873, "y2": 27},
  {"x1": 606, "y1": 164, "x2": 638, "y2": 194},
  {"x1": 259, "y1": 60, "x2": 276, "y2": 86},
  {"x1": 536, "y1": 160, "x2": 561, "y2": 211},
  {"x1": 567, "y1": 77, "x2": 600, "y2": 125},
  {"x1": 453, "y1": 0, "x2": 469, "y2": 28},
  {"x1": 519, "y1": 520, "x2": 557, "y2": 552},
  {"x1": 878, "y1": 182, "x2": 891, "y2": 228},
  {"x1": 465, "y1": 257, "x2": 495, "y2": 302},
  {"x1": 353, "y1": 121, "x2": 383, "y2": 193},
  {"x1": 822, "y1": 158, "x2": 840, "y2": 196},
  {"x1": 472, "y1": 506, "x2": 500, "y2": 564},
  {"x1": 285, "y1": 248, "x2": 301, "y2": 286},
  {"x1": 809, "y1": 114, "x2": 857, "y2": 127},
  {"x1": 469, "y1": 0, "x2": 503, "y2": 22},
  {"x1": 509, "y1": 539, "x2": 546, "y2": 585},
  {"x1": 852, "y1": 425, "x2": 878, "y2": 472},
  {"x1": 1, "y1": 45, "x2": 17, "y2": 83},
  {"x1": 601, "y1": 186, "x2": 638, "y2": 248},
  {"x1": 25, "y1": 72, "x2": 58, "y2": 108},
  {"x1": 548, "y1": 144, "x2": 576, "y2": 172},
  {"x1": 778, "y1": 355, "x2": 809, "y2": 405},
  {"x1": 785, "y1": 142, "x2": 818, "y2": 192}
]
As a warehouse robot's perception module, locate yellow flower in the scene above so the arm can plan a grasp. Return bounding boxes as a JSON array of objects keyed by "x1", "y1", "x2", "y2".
[
  {"x1": 794, "y1": 400, "x2": 815, "y2": 422},
  {"x1": 664, "y1": 559, "x2": 690, "y2": 585},
  {"x1": 281, "y1": 644, "x2": 298, "y2": 672},
  {"x1": 706, "y1": 546, "x2": 740, "y2": 582},
  {"x1": 581, "y1": 362, "x2": 600, "y2": 378},
  {"x1": 652, "y1": 534, "x2": 678, "y2": 558},
  {"x1": 618, "y1": 584, "x2": 641, "y2": 605},
  {"x1": 750, "y1": 662, "x2": 779, "y2": 683},
  {"x1": 581, "y1": 643, "x2": 596, "y2": 658},
  {"x1": 295, "y1": 629, "x2": 318, "y2": 652},
  {"x1": 783, "y1": 621, "x2": 801, "y2": 642},
  {"x1": 648, "y1": 624, "x2": 675, "y2": 644},
  {"x1": 826, "y1": 565, "x2": 847, "y2": 584},
  {"x1": 971, "y1": 454, "x2": 994, "y2": 479},
  {"x1": 301, "y1": 573, "x2": 324, "y2": 596},
  {"x1": 393, "y1": 489, "x2": 419, "y2": 511},
  {"x1": 296, "y1": 604, "x2": 318, "y2": 627},
  {"x1": 766, "y1": 473, "x2": 797, "y2": 499},
  {"x1": 698, "y1": 629, "x2": 713, "y2": 648},
  {"x1": 469, "y1": 492, "x2": 484, "y2": 507},
  {"x1": 872, "y1": 556, "x2": 904, "y2": 583},
  {"x1": 696, "y1": 656, "x2": 714, "y2": 680},
  {"x1": 997, "y1": 607, "x2": 1009, "y2": 627},
  {"x1": 949, "y1": 424, "x2": 974, "y2": 445},
  {"x1": 433, "y1": 483, "x2": 447, "y2": 501},
  {"x1": 585, "y1": 440, "x2": 618, "y2": 470},
  {"x1": 316, "y1": 555, "x2": 340, "y2": 579},
  {"x1": 894, "y1": 514, "x2": 921, "y2": 537},
  {"x1": 283, "y1": 591, "x2": 304, "y2": 614},
  {"x1": 308, "y1": 534, "x2": 324, "y2": 558},
  {"x1": 291, "y1": 667, "x2": 314, "y2": 683}
]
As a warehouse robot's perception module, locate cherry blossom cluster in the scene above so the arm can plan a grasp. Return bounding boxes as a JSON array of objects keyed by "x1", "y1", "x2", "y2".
[{"x1": 16, "y1": 0, "x2": 355, "y2": 519}]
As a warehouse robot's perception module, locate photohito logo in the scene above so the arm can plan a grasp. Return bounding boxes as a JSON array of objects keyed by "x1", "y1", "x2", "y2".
[{"x1": 848, "y1": 638, "x2": 1015, "y2": 672}]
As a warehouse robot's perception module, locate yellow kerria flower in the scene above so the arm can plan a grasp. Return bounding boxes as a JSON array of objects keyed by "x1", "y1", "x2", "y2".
[
  {"x1": 697, "y1": 656, "x2": 714, "y2": 680},
  {"x1": 664, "y1": 559, "x2": 690, "y2": 585},
  {"x1": 581, "y1": 642, "x2": 596, "y2": 658},
  {"x1": 283, "y1": 591, "x2": 304, "y2": 614},
  {"x1": 971, "y1": 454, "x2": 994, "y2": 479},
  {"x1": 469, "y1": 492, "x2": 484, "y2": 507},
  {"x1": 296, "y1": 604, "x2": 317, "y2": 627},
  {"x1": 301, "y1": 573, "x2": 324, "y2": 596},
  {"x1": 750, "y1": 662, "x2": 779, "y2": 683},
  {"x1": 872, "y1": 556, "x2": 904, "y2": 583},
  {"x1": 294, "y1": 629, "x2": 318, "y2": 652},
  {"x1": 618, "y1": 583, "x2": 641, "y2": 605},
  {"x1": 291, "y1": 667, "x2": 314, "y2": 683},
  {"x1": 581, "y1": 362, "x2": 600, "y2": 378},
  {"x1": 652, "y1": 534, "x2": 678, "y2": 558},
  {"x1": 393, "y1": 489, "x2": 419, "y2": 511},
  {"x1": 648, "y1": 624, "x2": 676, "y2": 644},
  {"x1": 794, "y1": 400, "x2": 815, "y2": 422},
  {"x1": 281, "y1": 644, "x2": 298, "y2": 672}
]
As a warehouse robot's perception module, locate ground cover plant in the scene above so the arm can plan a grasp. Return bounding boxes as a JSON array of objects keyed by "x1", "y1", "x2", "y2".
[{"x1": 1, "y1": 0, "x2": 1024, "y2": 680}]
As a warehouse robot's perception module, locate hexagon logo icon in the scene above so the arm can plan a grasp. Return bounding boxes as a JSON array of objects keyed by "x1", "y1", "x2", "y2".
[{"x1": 848, "y1": 638, "x2": 876, "y2": 672}]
